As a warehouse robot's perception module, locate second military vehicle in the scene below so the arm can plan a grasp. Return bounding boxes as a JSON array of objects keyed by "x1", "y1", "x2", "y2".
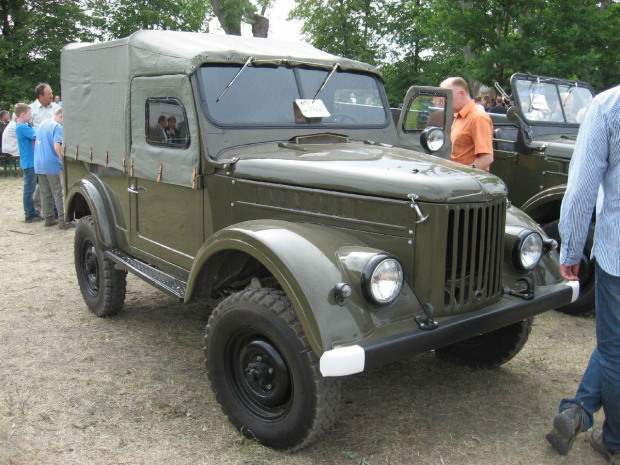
[{"x1": 488, "y1": 73, "x2": 596, "y2": 315}]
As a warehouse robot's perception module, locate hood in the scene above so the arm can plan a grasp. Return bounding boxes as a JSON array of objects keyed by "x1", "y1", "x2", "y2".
[
  {"x1": 531, "y1": 134, "x2": 577, "y2": 161},
  {"x1": 224, "y1": 141, "x2": 507, "y2": 203}
]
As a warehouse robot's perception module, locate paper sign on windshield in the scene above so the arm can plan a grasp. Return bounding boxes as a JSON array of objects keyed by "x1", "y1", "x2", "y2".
[{"x1": 295, "y1": 99, "x2": 331, "y2": 118}]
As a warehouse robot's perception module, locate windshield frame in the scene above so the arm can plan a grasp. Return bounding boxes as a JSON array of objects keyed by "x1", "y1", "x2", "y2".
[
  {"x1": 511, "y1": 73, "x2": 595, "y2": 126},
  {"x1": 195, "y1": 62, "x2": 391, "y2": 130}
]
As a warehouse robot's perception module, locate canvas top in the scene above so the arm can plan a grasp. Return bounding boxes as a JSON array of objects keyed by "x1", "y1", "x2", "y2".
[{"x1": 63, "y1": 30, "x2": 380, "y2": 78}]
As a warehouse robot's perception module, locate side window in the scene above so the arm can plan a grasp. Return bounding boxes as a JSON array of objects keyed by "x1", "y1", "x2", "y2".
[
  {"x1": 146, "y1": 98, "x2": 190, "y2": 148},
  {"x1": 404, "y1": 94, "x2": 447, "y2": 132}
]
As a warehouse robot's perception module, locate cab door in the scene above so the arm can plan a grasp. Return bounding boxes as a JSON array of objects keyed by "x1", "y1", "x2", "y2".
[
  {"x1": 395, "y1": 86, "x2": 453, "y2": 159},
  {"x1": 128, "y1": 75, "x2": 202, "y2": 271}
]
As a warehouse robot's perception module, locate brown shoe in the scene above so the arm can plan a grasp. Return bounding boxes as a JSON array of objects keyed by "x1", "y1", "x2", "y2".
[
  {"x1": 590, "y1": 428, "x2": 620, "y2": 464},
  {"x1": 546, "y1": 404, "x2": 585, "y2": 455},
  {"x1": 44, "y1": 217, "x2": 59, "y2": 227},
  {"x1": 58, "y1": 221, "x2": 76, "y2": 230}
]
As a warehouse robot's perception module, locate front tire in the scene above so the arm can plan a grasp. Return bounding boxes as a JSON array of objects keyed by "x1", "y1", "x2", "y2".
[
  {"x1": 74, "y1": 216, "x2": 127, "y2": 316},
  {"x1": 543, "y1": 220, "x2": 595, "y2": 316},
  {"x1": 435, "y1": 318, "x2": 533, "y2": 368},
  {"x1": 204, "y1": 288, "x2": 341, "y2": 451}
]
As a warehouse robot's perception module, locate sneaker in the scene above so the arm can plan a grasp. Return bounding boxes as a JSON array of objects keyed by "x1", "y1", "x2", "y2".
[
  {"x1": 25, "y1": 215, "x2": 44, "y2": 223},
  {"x1": 590, "y1": 428, "x2": 620, "y2": 465},
  {"x1": 58, "y1": 221, "x2": 76, "y2": 230},
  {"x1": 44, "y1": 217, "x2": 59, "y2": 227},
  {"x1": 545, "y1": 404, "x2": 585, "y2": 455}
]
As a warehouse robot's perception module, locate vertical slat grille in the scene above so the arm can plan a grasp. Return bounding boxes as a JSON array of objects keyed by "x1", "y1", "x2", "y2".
[{"x1": 443, "y1": 199, "x2": 505, "y2": 312}]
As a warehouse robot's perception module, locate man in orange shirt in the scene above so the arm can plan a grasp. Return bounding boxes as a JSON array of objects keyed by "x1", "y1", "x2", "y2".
[{"x1": 441, "y1": 77, "x2": 494, "y2": 171}]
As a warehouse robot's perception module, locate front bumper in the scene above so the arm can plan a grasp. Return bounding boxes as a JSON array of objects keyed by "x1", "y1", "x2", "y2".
[{"x1": 320, "y1": 280, "x2": 579, "y2": 377}]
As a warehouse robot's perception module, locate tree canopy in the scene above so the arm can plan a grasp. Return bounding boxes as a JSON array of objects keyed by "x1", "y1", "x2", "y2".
[
  {"x1": 1, "y1": 0, "x2": 618, "y2": 111},
  {"x1": 291, "y1": 0, "x2": 620, "y2": 106}
]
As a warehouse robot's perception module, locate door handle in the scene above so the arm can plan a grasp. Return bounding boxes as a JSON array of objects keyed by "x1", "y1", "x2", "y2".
[{"x1": 128, "y1": 185, "x2": 147, "y2": 194}]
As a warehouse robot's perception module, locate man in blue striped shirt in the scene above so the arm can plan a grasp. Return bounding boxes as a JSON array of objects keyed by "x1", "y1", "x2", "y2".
[{"x1": 546, "y1": 85, "x2": 620, "y2": 464}]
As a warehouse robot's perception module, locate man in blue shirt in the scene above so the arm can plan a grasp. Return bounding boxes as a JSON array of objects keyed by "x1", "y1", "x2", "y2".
[
  {"x1": 34, "y1": 108, "x2": 73, "y2": 229},
  {"x1": 14, "y1": 103, "x2": 42, "y2": 223},
  {"x1": 546, "y1": 85, "x2": 620, "y2": 464}
]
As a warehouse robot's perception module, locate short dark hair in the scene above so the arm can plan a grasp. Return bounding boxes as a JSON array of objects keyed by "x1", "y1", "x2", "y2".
[
  {"x1": 35, "y1": 83, "x2": 50, "y2": 97},
  {"x1": 158, "y1": 115, "x2": 166, "y2": 123},
  {"x1": 0, "y1": 110, "x2": 9, "y2": 118}
]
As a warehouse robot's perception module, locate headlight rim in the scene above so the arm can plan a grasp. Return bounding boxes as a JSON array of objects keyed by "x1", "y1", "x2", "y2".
[
  {"x1": 360, "y1": 253, "x2": 404, "y2": 305},
  {"x1": 420, "y1": 126, "x2": 445, "y2": 153},
  {"x1": 512, "y1": 230, "x2": 543, "y2": 271}
]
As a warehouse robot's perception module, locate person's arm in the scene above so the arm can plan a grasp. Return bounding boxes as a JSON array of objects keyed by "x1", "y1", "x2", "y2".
[
  {"x1": 471, "y1": 153, "x2": 494, "y2": 170},
  {"x1": 470, "y1": 115, "x2": 495, "y2": 170},
  {"x1": 53, "y1": 125, "x2": 63, "y2": 158},
  {"x1": 558, "y1": 96, "x2": 608, "y2": 271}
]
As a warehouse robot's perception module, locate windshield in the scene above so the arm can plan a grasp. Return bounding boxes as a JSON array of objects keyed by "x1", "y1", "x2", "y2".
[
  {"x1": 197, "y1": 64, "x2": 389, "y2": 127},
  {"x1": 514, "y1": 78, "x2": 594, "y2": 124}
]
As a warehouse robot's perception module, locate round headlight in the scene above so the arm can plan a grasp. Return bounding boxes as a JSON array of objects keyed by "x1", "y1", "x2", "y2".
[
  {"x1": 514, "y1": 231, "x2": 543, "y2": 271},
  {"x1": 420, "y1": 126, "x2": 445, "y2": 153},
  {"x1": 362, "y1": 255, "x2": 404, "y2": 305}
]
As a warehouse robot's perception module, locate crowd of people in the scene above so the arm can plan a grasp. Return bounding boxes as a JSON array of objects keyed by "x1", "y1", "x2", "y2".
[{"x1": 1, "y1": 83, "x2": 72, "y2": 230}]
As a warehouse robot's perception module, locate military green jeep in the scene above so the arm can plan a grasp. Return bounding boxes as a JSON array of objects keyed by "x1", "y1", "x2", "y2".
[
  {"x1": 61, "y1": 32, "x2": 577, "y2": 451},
  {"x1": 489, "y1": 73, "x2": 596, "y2": 315}
]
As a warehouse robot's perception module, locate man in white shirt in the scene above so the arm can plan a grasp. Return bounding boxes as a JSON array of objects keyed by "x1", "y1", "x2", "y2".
[{"x1": 30, "y1": 83, "x2": 60, "y2": 128}]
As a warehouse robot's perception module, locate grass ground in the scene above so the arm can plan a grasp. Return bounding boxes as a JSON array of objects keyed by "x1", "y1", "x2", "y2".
[{"x1": 0, "y1": 175, "x2": 606, "y2": 465}]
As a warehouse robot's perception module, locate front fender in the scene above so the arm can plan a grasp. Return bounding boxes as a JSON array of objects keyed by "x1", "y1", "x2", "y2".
[
  {"x1": 186, "y1": 220, "x2": 422, "y2": 356},
  {"x1": 65, "y1": 175, "x2": 117, "y2": 250},
  {"x1": 520, "y1": 185, "x2": 566, "y2": 217}
]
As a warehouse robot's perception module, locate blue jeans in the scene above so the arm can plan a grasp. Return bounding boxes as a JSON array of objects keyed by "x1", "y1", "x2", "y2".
[
  {"x1": 22, "y1": 167, "x2": 38, "y2": 218},
  {"x1": 559, "y1": 262, "x2": 620, "y2": 452}
]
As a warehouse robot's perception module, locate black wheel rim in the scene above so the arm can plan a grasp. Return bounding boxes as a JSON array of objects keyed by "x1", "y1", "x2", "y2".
[
  {"x1": 81, "y1": 241, "x2": 100, "y2": 297},
  {"x1": 226, "y1": 332, "x2": 292, "y2": 421}
]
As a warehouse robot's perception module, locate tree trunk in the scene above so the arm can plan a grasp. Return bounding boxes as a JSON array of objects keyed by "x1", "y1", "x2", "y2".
[
  {"x1": 252, "y1": 14, "x2": 269, "y2": 37},
  {"x1": 210, "y1": 0, "x2": 242, "y2": 35}
]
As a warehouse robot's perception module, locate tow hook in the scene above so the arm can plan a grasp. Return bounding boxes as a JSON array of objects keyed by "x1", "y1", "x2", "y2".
[
  {"x1": 415, "y1": 303, "x2": 438, "y2": 330},
  {"x1": 509, "y1": 277, "x2": 535, "y2": 300}
]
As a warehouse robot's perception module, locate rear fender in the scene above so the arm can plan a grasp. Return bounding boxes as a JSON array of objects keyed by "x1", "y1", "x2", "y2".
[
  {"x1": 186, "y1": 220, "x2": 421, "y2": 356},
  {"x1": 65, "y1": 175, "x2": 117, "y2": 250}
]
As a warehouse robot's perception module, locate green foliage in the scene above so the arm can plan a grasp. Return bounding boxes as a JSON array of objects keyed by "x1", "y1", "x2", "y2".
[
  {"x1": 292, "y1": 0, "x2": 620, "y2": 104},
  {"x1": 0, "y1": 0, "x2": 95, "y2": 109},
  {"x1": 289, "y1": 0, "x2": 388, "y2": 65},
  {"x1": 88, "y1": 0, "x2": 211, "y2": 40}
]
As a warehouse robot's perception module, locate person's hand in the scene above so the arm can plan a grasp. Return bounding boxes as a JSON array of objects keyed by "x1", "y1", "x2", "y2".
[{"x1": 560, "y1": 263, "x2": 580, "y2": 281}]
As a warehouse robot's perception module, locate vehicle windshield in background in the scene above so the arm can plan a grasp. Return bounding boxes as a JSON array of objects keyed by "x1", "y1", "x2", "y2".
[
  {"x1": 198, "y1": 64, "x2": 389, "y2": 127},
  {"x1": 514, "y1": 77, "x2": 594, "y2": 124}
]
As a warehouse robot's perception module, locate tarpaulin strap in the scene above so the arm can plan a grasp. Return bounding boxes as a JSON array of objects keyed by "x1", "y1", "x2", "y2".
[
  {"x1": 89, "y1": 148, "x2": 93, "y2": 164},
  {"x1": 122, "y1": 155, "x2": 126, "y2": 173},
  {"x1": 130, "y1": 159, "x2": 134, "y2": 177},
  {"x1": 157, "y1": 163, "x2": 163, "y2": 182},
  {"x1": 74, "y1": 145, "x2": 79, "y2": 160},
  {"x1": 192, "y1": 167, "x2": 196, "y2": 189},
  {"x1": 105, "y1": 151, "x2": 109, "y2": 167}
]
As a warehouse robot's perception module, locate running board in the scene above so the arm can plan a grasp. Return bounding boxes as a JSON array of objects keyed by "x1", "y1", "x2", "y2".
[{"x1": 104, "y1": 249, "x2": 186, "y2": 300}]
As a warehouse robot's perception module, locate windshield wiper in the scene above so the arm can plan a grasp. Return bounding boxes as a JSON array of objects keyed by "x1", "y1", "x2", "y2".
[
  {"x1": 313, "y1": 63, "x2": 339, "y2": 100},
  {"x1": 216, "y1": 57, "x2": 253, "y2": 102}
]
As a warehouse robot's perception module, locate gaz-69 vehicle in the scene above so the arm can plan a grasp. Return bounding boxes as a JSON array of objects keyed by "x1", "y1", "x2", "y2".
[
  {"x1": 488, "y1": 73, "x2": 596, "y2": 315},
  {"x1": 61, "y1": 31, "x2": 578, "y2": 451}
]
